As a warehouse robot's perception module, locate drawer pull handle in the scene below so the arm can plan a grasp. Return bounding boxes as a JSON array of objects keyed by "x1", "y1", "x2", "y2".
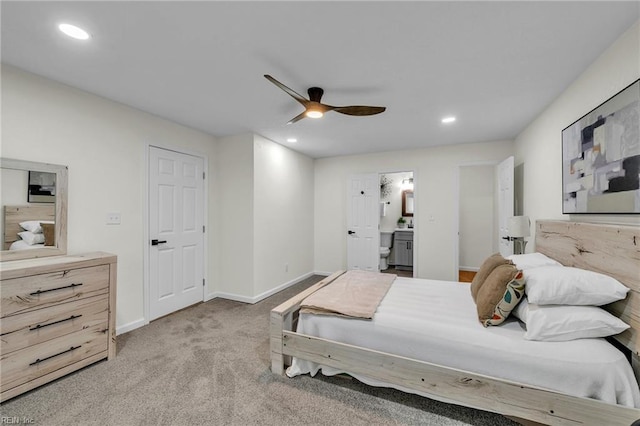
[
  {"x1": 30, "y1": 282, "x2": 83, "y2": 296},
  {"x1": 29, "y1": 314, "x2": 83, "y2": 331},
  {"x1": 29, "y1": 345, "x2": 82, "y2": 366}
]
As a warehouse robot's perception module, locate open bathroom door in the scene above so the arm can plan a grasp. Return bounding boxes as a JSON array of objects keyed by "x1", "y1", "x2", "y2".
[{"x1": 346, "y1": 173, "x2": 380, "y2": 271}]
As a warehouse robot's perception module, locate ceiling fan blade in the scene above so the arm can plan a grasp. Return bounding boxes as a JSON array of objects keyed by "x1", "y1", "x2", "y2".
[
  {"x1": 332, "y1": 105, "x2": 386, "y2": 116},
  {"x1": 264, "y1": 75, "x2": 309, "y2": 107},
  {"x1": 287, "y1": 111, "x2": 307, "y2": 125}
]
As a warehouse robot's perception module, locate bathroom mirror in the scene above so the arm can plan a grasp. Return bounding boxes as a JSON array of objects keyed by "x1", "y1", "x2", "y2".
[
  {"x1": 0, "y1": 158, "x2": 68, "y2": 262},
  {"x1": 402, "y1": 190, "x2": 414, "y2": 217}
]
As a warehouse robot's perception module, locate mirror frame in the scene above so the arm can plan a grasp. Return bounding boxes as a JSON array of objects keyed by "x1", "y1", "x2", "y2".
[
  {"x1": 1, "y1": 158, "x2": 68, "y2": 262},
  {"x1": 401, "y1": 190, "x2": 414, "y2": 217}
]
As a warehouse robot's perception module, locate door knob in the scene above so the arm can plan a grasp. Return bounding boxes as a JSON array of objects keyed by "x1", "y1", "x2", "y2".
[
  {"x1": 348, "y1": 230, "x2": 356, "y2": 235},
  {"x1": 151, "y1": 239, "x2": 167, "y2": 246}
]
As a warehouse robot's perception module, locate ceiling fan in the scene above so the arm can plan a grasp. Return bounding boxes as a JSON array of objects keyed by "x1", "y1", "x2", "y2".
[{"x1": 264, "y1": 74, "x2": 386, "y2": 125}]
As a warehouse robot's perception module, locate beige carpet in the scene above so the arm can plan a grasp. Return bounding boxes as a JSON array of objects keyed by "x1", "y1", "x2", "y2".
[{"x1": 0, "y1": 276, "x2": 517, "y2": 426}]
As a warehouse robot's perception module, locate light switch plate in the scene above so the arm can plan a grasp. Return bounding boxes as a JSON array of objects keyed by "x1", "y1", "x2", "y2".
[{"x1": 106, "y1": 212, "x2": 121, "y2": 225}]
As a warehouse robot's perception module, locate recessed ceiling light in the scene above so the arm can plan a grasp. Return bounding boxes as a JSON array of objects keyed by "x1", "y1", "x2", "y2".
[
  {"x1": 58, "y1": 23, "x2": 90, "y2": 40},
  {"x1": 286, "y1": 138, "x2": 298, "y2": 143},
  {"x1": 441, "y1": 116, "x2": 456, "y2": 124}
]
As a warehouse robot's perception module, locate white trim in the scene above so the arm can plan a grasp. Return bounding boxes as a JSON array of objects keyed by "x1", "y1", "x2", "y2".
[
  {"x1": 206, "y1": 271, "x2": 318, "y2": 304},
  {"x1": 206, "y1": 292, "x2": 255, "y2": 304},
  {"x1": 116, "y1": 318, "x2": 147, "y2": 335},
  {"x1": 144, "y1": 143, "x2": 209, "y2": 323},
  {"x1": 143, "y1": 144, "x2": 150, "y2": 328},
  {"x1": 459, "y1": 266, "x2": 480, "y2": 272}
]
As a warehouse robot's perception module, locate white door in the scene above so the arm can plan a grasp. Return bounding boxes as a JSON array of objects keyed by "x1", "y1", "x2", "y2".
[
  {"x1": 149, "y1": 146, "x2": 205, "y2": 320},
  {"x1": 347, "y1": 174, "x2": 379, "y2": 271},
  {"x1": 497, "y1": 156, "x2": 514, "y2": 257}
]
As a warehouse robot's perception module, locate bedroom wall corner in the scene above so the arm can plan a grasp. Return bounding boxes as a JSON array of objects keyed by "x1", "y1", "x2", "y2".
[
  {"x1": 253, "y1": 135, "x2": 314, "y2": 297},
  {"x1": 215, "y1": 134, "x2": 255, "y2": 299},
  {"x1": 1, "y1": 64, "x2": 219, "y2": 332},
  {"x1": 514, "y1": 20, "x2": 640, "y2": 239}
]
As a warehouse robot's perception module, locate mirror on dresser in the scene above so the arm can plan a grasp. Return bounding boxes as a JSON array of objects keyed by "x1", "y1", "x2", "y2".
[{"x1": 0, "y1": 158, "x2": 68, "y2": 261}]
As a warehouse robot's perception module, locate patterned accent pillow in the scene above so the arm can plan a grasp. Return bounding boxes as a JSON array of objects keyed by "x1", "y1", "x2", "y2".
[
  {"x1": 470, "y1": 253, "x2": 512, "y2": 302},
  {"x1": 476, "y1": 264, "x2": 525, "y2": 327}
]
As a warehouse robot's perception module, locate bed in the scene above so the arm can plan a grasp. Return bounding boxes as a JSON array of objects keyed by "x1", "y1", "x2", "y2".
[
  {"x1": 270, "y1": 221, "x2": 640, "y2": 425},
  {"x1": 3, "y1": 205, "x2": 55, "y2": 250}
]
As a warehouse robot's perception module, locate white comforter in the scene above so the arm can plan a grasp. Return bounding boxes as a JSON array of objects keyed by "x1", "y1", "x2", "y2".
[{"x1": 288, "y1": 278, "x2": 640, "y2": 408}]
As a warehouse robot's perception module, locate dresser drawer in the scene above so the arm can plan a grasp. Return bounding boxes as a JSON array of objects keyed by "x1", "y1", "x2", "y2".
[
  {"x1": 1, "y1": 265, "x2": 109, "y2": 317},
  {"x1": 0, "y1": 295, "x2": 108, "y2": 355},
  {"x1": 0, "y1": 324, "x2": 108, "y2": 393}
]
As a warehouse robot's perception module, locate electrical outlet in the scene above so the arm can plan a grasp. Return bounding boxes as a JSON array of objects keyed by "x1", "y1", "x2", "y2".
[{"x1": 106, "y1": 212, "x2": 121, "y2": 225}]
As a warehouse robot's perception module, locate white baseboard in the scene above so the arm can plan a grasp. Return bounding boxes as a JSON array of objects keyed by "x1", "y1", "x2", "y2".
[
  {"x1": 122, "y1": 271, "x2": 328, "y2": 334},
  {"x1": 459, "y1": 266, "x2": 480, "y2": 272},
  {"x1": 206, "y1": 291, "x2": 254, "y2": 304},
  {"x1": 207, "y1": 271, "x2": 322, "y2": 304},
  {"x1": 116, "y1": 318, "x2": 147, "y2": 335}
]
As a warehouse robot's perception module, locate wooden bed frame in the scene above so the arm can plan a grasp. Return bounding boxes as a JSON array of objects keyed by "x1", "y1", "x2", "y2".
[
  {"x1": 3, "y1": 205, "x2": 55, "y2": 250},
  {"x1": 270, "y1": 220, "x2": 640, "y2": 425}
]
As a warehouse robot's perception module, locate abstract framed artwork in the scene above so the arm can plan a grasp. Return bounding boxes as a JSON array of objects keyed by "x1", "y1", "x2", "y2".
[
  {"x1": 27, "y1": 171, "x2": 56, "y2": 203},
  {"x1": 562, "y1": 79, "x2": 640, "y2": 214}
]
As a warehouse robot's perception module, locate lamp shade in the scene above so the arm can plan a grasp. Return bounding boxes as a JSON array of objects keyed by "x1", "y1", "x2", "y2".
[{"x1": 508, "y1": 216, "x2": 530, "y2": 238}]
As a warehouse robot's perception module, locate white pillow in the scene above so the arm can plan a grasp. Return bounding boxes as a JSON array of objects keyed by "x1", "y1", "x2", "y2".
[
  {"x1": 9, "y1": 240, "x2": 41, "y2": 250},
  {"x1": 18, "y1": 231, "x2": 45, "y2": 245},
  {"x1": 507, "y1": 252, "x2": 562, "y2": 270},
  {"x1": 19, "y1": 220, "x2": 44, "y2": 233},
  {"x1": 515, "y1": 298, "x2": 630, "y2": 342},
  {"x1": 524, "y1": 265, "x2": 629, "y2": 306}
]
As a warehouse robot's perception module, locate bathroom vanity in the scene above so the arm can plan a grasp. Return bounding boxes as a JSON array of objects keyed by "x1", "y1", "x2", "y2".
[{"x1": 393, "y1": 229, "x2": 413, "y2": 270}]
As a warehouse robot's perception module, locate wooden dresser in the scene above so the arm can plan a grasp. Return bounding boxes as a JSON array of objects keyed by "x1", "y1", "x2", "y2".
[{"x1": 0, "y1": 252, "x2": 117, "y2": 402}]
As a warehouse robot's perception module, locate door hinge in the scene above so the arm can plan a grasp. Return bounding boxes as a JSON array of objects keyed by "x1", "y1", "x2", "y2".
[
  {"x1": 203, "y1": 172, "x2": 205, "y2": 180},
  {"x1": 203, "y1": 225, "x2": 205, "y2": 233},
  {"x1": 203, "y1": 278, "x2": 205, "y2": 287}
]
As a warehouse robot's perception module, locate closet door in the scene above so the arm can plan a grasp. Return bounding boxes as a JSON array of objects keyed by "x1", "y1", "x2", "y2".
[
  {"x1": 497, "y1": 156, "x2": 514, "y2": 257},
  {"x1": 149, "y1": 146, "x2": 204, "y2": 320}
]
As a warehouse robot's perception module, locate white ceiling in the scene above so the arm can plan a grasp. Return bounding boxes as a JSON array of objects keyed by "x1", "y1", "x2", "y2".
[{"x1": 2, "y1": 1, "x2": 638, "y2": 158}]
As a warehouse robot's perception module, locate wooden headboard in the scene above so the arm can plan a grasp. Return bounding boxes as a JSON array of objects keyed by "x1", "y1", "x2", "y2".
[
  {"x1": 536, "y1": 220, "x2": 639, "y2": 357},
  {"x1": 3, "y1": 205, "x2": 55, "y2": 250}
]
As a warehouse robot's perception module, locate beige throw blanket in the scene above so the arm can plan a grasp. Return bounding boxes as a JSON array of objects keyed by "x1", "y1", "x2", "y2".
[{"x1": 300, "y1": 270, "x2": 396, "y2": 319}]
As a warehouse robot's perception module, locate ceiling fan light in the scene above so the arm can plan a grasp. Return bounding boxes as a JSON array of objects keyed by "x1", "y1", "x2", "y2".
[{"x1": 306, "y1": 110, "x2": 324, "y2": 119}]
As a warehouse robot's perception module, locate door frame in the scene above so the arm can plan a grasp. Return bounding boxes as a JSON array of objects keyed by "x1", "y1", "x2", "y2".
[
  {"x1": 453, "y1": 160, "x2": 499, "y2": 280},
  {"x1": 143, "y1": 143, "x2": 209, "y2": 325},
  {"x1": 377, "y1": 168, "x2": 418, "y2": 277}
]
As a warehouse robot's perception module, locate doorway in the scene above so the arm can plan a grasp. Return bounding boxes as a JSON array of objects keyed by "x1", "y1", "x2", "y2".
[
  {"x1": 456, "y1": 157, "x2": 514, "y2": 280},
  {"x1": 379, "y1": 171, "x2": 415, "y2": 277},
  {"x1": 147, "y1": 146, "x2": 206, "y2": 321},
  {"x1": 458, "y1": 165, "x2": 495, "y2": 278}
]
